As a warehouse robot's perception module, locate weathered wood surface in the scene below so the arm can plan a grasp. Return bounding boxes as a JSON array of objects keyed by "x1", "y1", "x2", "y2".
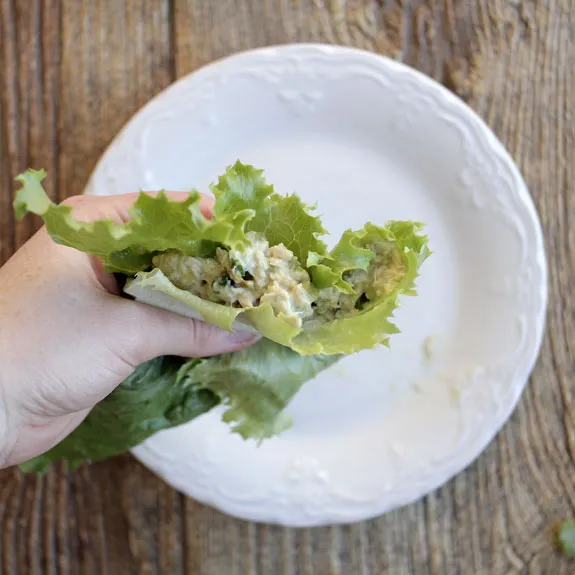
[{"x1": 0, "y1": 1, "x2": 573, "y2": 573}]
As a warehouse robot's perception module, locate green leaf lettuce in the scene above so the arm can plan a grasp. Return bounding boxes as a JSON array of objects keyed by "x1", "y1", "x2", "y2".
[
  {"x1": 15, "y1": 162, "x2": 430, "y2": 356},
  {"x1": 557, "y1": 520, "x2": 575, "y2": 557}
]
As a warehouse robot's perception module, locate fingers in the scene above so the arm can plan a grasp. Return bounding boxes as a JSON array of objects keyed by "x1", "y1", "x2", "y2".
[
  {"x1": 60, "y1": 191, "x2": 215, "y2": 293},
  {"x1": 62, "y1": 190, "x2": 215, "y2": 223},
  {"x1": 90, "y1": 255, "x2": 120, "y2": 294},
  {"x1": 113, "y1": 298, "x2": 259, "y2": 364}
]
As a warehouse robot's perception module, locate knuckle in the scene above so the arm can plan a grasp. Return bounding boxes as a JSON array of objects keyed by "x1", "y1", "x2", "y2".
[{"x1": 61, "y1": 195, "x2": 86, "y2": 207}]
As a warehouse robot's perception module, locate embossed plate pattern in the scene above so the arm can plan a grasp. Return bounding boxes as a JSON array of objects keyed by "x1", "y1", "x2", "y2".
[{"x1": 85, "y1": 45, "x2": 547, "y2": 526}]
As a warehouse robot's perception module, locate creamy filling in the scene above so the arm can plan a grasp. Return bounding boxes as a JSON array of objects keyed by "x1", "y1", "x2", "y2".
[
  {"x1": 152, "y1": 233, "x2": 406, "y2": 327},
  {"x1": 313, "y1": 242, "x2": 406, "y2": 321},
  {"x1": 153, "y1": 232, "x2": 315, "y2": 327}
]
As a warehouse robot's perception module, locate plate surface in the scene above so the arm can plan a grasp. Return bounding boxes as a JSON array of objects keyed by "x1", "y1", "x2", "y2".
[{"x1": 86, "y1": 44, "x2": 547, "y2": 526}]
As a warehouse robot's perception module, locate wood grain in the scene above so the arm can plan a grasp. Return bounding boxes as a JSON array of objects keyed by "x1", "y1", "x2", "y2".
[{"x1": 0, "y1": 0, "x2": 574, "y2": 573}]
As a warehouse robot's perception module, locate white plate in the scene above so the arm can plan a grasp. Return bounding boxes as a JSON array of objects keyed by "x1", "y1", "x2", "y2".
[{"x1": 85, "y1": 44, "x2": 547, "y2": 526}]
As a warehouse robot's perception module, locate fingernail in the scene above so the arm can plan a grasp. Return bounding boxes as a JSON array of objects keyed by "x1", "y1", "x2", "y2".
[{"x1": 228, "y1": 331, "x2": 260, "y2": 344}]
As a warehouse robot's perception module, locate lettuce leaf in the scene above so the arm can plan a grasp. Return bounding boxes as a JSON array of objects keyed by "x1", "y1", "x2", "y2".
[
  {"x1": 15, "y1": 162, "x2": 430, "y2": 356},
  {"x1": 178, "y1": 338, "x2": 339, "y2": 439},
  {"x1": 21, "y1": 339, "x2": 339, "y2": 473},
  {"x1": 557, "y1": 520, "x2": 575, "y2": 557},
  {"x1": 211, "y1": 163, "x2": 329, "y2": 264},
  {"x1": 14, "y1": 162, "x2": 329, "y2": 275},
  {"x1": 294, "y1": 222, "x2": 430, "y2": 354},
  {"x1": 308, "y1": 229, "x2": 375, "y2": 293},
  {"x1": 14, "y1": 168, "x2": 256, "y2": 274}
]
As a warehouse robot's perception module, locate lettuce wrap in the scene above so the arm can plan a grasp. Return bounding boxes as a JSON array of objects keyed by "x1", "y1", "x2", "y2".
[
  {"x1": 15, "y1": 162, "x2": 430, "y2": 355},
  {"x1": 14, "y1": 162, "x2": 429, "y2": 472}
]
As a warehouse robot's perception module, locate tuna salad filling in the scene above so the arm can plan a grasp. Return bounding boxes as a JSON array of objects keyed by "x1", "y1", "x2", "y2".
[
  {"x1": 152, "y1": 232, "x2": 406, "y2": 328},
  {"x1": 313, "y1": 239, "x2": 406, "y2": 321}
]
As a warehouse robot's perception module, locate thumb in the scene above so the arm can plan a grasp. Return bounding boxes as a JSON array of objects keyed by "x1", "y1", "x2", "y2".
[
  {"x1": 114, "y1": 297, "x2": 259, "y2": 364},
  {"x1": 63, "y1": 193, "x2": 259, "y2": 360}
]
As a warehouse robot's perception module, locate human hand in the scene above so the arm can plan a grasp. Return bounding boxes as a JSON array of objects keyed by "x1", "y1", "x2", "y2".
[{"x1": 0, "y1": 192, "x2": 258, "y2": 468}]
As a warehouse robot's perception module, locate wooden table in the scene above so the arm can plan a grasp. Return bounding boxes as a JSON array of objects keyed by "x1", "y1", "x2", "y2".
[{"x1": 0, "y1": 1, "x2": 573, "y2": 573}]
